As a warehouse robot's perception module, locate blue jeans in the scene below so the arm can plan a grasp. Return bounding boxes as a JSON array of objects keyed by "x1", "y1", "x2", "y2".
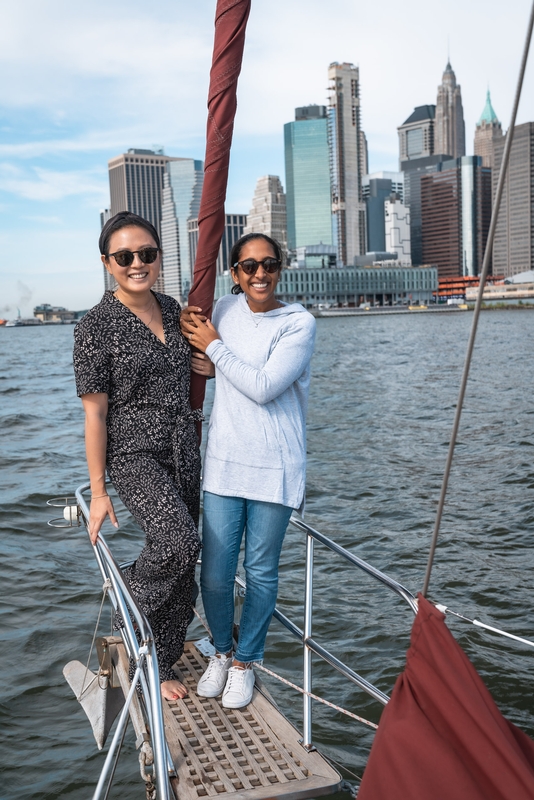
[{"x1": 201, "y1": 492, "x2": 293, "y2": 663}]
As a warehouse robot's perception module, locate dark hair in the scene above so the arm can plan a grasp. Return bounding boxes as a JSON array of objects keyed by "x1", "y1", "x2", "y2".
[
  {"x1": 99, "y1": 211, "x2": 161, "y2": 256},
  {"x1": 229, "y1": 233, "x2": 284, "y2": 294}
]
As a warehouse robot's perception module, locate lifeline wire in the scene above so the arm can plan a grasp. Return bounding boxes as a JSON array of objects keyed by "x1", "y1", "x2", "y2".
[
  {"x1": 192, "y1": 609, "x2": 378, "y2": 730},
  {"x1": 422, "y1": 0, "x2": 534, "y2": 597}
]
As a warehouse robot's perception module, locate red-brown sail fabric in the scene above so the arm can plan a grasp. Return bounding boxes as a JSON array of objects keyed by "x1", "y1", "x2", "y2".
[
  {"x1": 188, "y1": 0, "x2": 251, "y2": 420},
  {"x1": 358, "y1": 594, "x2": 534, "y2": 800}
]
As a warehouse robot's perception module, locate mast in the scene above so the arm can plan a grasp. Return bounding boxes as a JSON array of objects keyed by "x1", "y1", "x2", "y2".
[{"x1": 188, "y1": 0, "x2": 251, "y2": 419}]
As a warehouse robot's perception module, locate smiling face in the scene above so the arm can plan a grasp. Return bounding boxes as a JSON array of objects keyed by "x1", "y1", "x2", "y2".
[
  {"x1": 231, "y1": 237, "x2": 281, "y2": 313},
  {"x1": 102, "y1": 225, "x2": 161, "y2": 299}
]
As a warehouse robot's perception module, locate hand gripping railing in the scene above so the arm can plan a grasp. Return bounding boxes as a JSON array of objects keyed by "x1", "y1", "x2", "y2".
[
  {"x1": 75, "y1": 483, "x2": 173, "y2": 800},
  {"x1": 275, "y1": 516, "x2": 417, "y2": 749}
]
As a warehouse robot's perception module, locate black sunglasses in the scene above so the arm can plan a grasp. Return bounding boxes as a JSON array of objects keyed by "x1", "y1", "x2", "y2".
[
  {"x1": 233, "y1": 258, "x2": 281, "y2": 275},
  {"x1": 108, "y1": 247, "x2": 160, "y2": 268}
]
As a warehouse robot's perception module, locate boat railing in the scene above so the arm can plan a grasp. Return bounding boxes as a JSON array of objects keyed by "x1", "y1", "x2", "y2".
[
  {"x1": 240, "y1": 515, "x2": 417, "y2": 749},
  {"x1": 67, "y1": 483, "x2": 417, "y2": 795},
  {"x1": 74, "y1": 482, "x2": 174, "y2": 800}
]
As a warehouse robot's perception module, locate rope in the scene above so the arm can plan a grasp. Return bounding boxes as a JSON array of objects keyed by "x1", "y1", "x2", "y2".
[
  {"x1": 78, "y1": 578, "x2": 112, "y2": 699},
  {"x1": 193, "y1": 608, "x2": 378, "y2": 729},
  {"x1": 252, "y1": 662, "x2": 378, "y2": 730},
  {"x1": 422, "y1": 0, "x2": 534, "y2": 597}
]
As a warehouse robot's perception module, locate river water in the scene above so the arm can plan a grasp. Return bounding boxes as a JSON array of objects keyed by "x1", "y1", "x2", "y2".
[{"x1": 1, "y1": 310, "x2": 533, "y2": 798}]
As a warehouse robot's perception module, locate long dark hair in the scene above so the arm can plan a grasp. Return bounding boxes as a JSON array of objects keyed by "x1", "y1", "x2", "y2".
[
  {"x1": 229, "y1": 233, "x2": 283, "y2": 294},
  {"x1": 99, "y1": 211, "x2": 161, "y2": 256}
]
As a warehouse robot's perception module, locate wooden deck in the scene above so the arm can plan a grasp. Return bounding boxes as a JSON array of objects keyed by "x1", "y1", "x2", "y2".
[{"x1": 164, "y1": 642, "x2": 342, "y2": 800}]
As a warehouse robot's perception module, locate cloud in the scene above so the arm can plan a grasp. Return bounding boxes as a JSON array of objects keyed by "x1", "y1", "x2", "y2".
[
  {"x1": 0, "y1": 0, "x2": 532, "y2": 174},
  {"x1": 0, "y1": 164, "x2": 107, "y2": 202},
  {"x1": 23, "y1": 214, "x2": 64, "y2": 224},
  {"x1": 0, "y1": 128, "x2": 205, "y2": 160}
]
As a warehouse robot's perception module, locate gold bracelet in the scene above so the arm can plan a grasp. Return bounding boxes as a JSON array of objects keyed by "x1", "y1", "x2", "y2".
[{"x1": 91, "y1": 493, "x2": 108, "y2": 499}]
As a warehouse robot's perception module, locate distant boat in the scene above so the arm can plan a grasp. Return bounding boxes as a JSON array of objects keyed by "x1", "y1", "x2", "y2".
[{"x1": 4, "y1": 318, "x2": 43, "y2": 327}]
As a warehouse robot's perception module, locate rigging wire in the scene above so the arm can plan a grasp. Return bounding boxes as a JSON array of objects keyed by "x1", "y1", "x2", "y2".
[
  {"x1": 422, "y1": 0, "x2": 534, "y2": 597},
  {"x1": 435, "y1": 604, "x2": 534, "y2": 649}
]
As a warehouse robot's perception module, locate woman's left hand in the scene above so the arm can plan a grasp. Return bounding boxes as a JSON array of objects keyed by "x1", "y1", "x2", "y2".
[
  {"x1": 182, "y1": 312, "x2": 221, "y2": 353},
  {"x1": 191, "y1": 352, "x2": 215, "y2": 377}
]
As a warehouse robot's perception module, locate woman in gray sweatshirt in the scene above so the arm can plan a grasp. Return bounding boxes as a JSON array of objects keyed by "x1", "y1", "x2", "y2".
[{"x1": 182, "y1": 232, "x2": 316, "y2": 709}]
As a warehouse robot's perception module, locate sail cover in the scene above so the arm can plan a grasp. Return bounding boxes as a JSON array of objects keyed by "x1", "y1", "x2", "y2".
[
  {"x1": 188, "y1": 0, "x2": 251, "y2": 417},
  {"x1": 358, "y1": 594, "x2": 534, "y2": 800}
]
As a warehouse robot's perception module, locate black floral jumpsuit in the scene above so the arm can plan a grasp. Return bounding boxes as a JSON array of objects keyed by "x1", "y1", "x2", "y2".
[{"x1": 73, "y1": 291, "x2": 201, "y2": 682}]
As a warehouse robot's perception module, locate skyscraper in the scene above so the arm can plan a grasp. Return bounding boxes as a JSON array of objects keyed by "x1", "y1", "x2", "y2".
[
  {"x1": 284, "y1": 105, "x2": 332, "y2": 252},
  {"x1": 188, "y1": 214, "x2": 247, "y2": 277},
  {"x1": 421, "y1": 156, "x2": 492, "y2": 278},
  {"x1": 474, "y1": 90, "x2": 503, "y2": 171},
  {"x1": 435, "y1": 62, "x2": 466, "y2": 160},
  {"x1": 327, "y1": 62, "x2": 367, "y2": 265},
  {"x1": 244, "y1": 176, "x2": 287, "y2": 253},
  {"x1": 493, "y1": 122, "x2": 534, "y2": 277},
  {"x1": 362, "y1": 172, "x2": 404, "y2": 253},
  {"x1": 399, "y1": 104, "x2": 451, "y2": 265},
  {"x1": 108, "y1": 148, "x2": 181, "y2": 231},
  {"x1": 107, "y1": 148, "x2": 181, "y2": 292},
  {"x1": 397, "y1": 105, "x2": 436, "y2": 164},
  {"x1": 385, "y1": 197, "x2": 411, "y2": 264},
  {"x1": 160, "y1": 159, "x2": 204, "y2": 301}
]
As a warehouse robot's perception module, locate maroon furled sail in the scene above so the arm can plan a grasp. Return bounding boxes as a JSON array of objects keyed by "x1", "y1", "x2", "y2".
[
  {"x1": 188, "y1": 0, "x2": 251, "y2": 417},
  {"x1": 358, "y1": 595, "x2": 534, "y2": 800}
]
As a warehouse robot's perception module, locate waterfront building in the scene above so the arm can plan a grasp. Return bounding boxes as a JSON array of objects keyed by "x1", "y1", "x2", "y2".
[
  {"x1": 294, "y1": 244, "x2": 337, "y2": 269},
  {"x1": 421, "y1": 156, "x2": 492, "y2": 279},
  {"x1": 474, "y1": 90, "x2": 503, "y2": 171},
  {"x1": 215, "y1": 265, "x2": 437, "y2": 307},
  {"x1": 398, "y1": 105, "x2": 436, "y2": 163},
  {"x1": 362, "y1": 172, "x2": 404, "y2": 253},
  {"x1": 437, "y1": 274, "x2": 504, "y2": 303},
  {"x1": 493, "y1": 122, "x2": 534, "y2": 277},
  {"x1": 435, "y1": 62, "x2": 466, "y2": 160},
  {"x1": 328, "y1": 62, "x2": 367, "y2": 265},
  {"x1": 160, "y1": 159, "x2": 204, "y2": 301},
  {"x1": 284, "y1": 105, "x2": 332, "y2": 252},
  {"x1": 244, "y1": 176, "x2": 287, "y2": 253},
  {"x1": 33, "y1": 304, "x2": 87, "y2": 323},
  {"x1": 465, "y1": 272, "x2": 534, "y2": 305},
  {"x1": 385, "y1": 196, "x2": 411, "y2": 264},
  {"x1": 188, "y1": 214, "x2": 247, "y2": 277},
  {"x1": 354, "y1": 252, "x2": 399, "y2": 267}
]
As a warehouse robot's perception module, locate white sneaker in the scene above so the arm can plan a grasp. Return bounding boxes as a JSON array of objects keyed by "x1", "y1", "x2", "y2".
[
  {"x1": 197, "y1": 654, "x2": 232, "y2": 697},
  {"x1": 222, "y1": 666, "x2": 255, "y2": 709}
]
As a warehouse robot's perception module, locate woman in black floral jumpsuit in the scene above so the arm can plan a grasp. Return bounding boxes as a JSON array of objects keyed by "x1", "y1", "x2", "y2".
[{"x1": 73, "y1": 211, "x2": 201, "y2": 701}]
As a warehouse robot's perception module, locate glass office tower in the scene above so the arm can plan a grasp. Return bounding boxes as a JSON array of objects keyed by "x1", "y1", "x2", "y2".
[
  {"x1": 160, "y1": 159, "x2": 204, "y2": 301},
  {"x1": 284, "y1": 105, "x2": 332, "y2": 252}
]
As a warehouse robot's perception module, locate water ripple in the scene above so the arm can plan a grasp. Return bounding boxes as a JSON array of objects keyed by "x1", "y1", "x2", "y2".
[{"x1": 1, "y1": 314, "x2": 534, "y2": 796}]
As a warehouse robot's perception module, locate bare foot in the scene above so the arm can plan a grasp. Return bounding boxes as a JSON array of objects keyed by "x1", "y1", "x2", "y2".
[{"x1": 161, "y1": 679, "x2": 188, "y2": 701}]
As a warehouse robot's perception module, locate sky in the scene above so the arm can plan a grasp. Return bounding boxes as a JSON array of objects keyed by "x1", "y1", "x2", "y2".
[{"x1": 1, "y1": 0, "x2": 533, "y2": 318}]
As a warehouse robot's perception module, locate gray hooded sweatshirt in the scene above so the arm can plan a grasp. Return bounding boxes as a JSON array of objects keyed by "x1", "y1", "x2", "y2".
[{"x1": 203, "y1": 292, "x2": 316, "y2": 512}]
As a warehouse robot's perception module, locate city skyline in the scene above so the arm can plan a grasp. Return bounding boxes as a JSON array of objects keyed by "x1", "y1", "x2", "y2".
[{"x1": 1, "y1": 0, "x2": 533, "y2": 315}]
